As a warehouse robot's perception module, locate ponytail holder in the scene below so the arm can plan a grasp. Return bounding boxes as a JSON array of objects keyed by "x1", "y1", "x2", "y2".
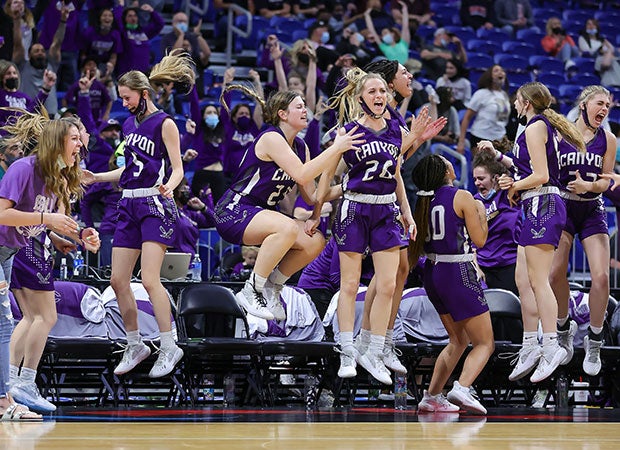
[{"x1": 417, "y1": 190, "x2": 435, "y2": 197}]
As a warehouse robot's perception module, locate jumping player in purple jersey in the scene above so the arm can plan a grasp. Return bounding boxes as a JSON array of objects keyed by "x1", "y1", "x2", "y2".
[
  {"x1": 322, "y1": 68, "x2": 444, "y2": 385},
  {"x1": 0, "y1": 116, "x2": 100, "y2": 420},
  {"x1": 214, "y1": 84, "x2": 364, "y2": 322},
  {"x1": 498, "y1": 82, "x2": 585, "y2": 384},
  {"x1": 409, "y1": 154, "x2": 491, "y2": 415},
  {"x1": 352, "y1": 59, "x2": 447, "y2": 377},
  {"x1": 550, "y1": 86, "x2": 616, "y2": 376},
  {"x1": 82, "y1": 49, "x2": 196, "y2": 379}
]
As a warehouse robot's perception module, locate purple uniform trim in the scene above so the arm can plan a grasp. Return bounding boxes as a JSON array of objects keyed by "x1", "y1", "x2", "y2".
[{"x1": 518, "y1": 193, "x2": 566, "y2": 247}]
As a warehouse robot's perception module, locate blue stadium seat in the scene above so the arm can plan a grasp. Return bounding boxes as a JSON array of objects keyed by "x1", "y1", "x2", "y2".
[
  {"x1": 467, "y1": 39, "x2": 503, "y2": 55},
  {"x1": 608, "y1": 107, "x2": 620, "y2": 124},
  {"x1": 507, "y1": 72, "x2": 532, "y2": 87},
  {"x1": 594, "y1": 10, "x2": 620, "y2": 22},
  {"x1": 571, "y1": 57, "x2": 596, "y2": 75},
  {"x1": 501, "y1": 41, "x2": 538, "y2": 58},
  {"x1": 515, "y1": 29, "x2": 546, "y2": 47},
  {"x1": 476, "y1": 28, "x2": 511, "y2": 42},
  {"x1": 278, "y1": 18, "x2": 303, "y2": 35},
  {"x1": 558, "y1": 84, "x2": 584, "y2": 102},
  {"x1": 537, "y1": 72, "x2": 566, "y2": 87},
  {"x1": 494, "y1": 54, "x2": 529, "y2": 72},
  {"x1": 563, "y1": 10, "x2": 594, "y2": 24},
  {"x1": 444, "y1": 26, "x2": 477, "y2": 43},
  {"x1": 467, "y1": 53, "x2": 494, "y2": 70},
  {"x1": 291, "y1": 29, "x2": 309, "y2": 43},
  {"x1": 469, "y1": 68, "x2": 485, "y2": 88},
  {"x1": 416, "y1": 25, "x2": 437, "y2": 41},
  {"x1": 569, "y1": 72, "x2": 601, "y2": 86},
  {"x1": 529, "y1": 55, "x2": 565, "y2": 73},
  {"x1": 532, "y1": 7, "x2": 560, "y2": 19}
]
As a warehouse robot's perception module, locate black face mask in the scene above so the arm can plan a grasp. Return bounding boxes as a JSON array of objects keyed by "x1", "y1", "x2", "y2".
[
  {"x1": 552, "y1": 27, "x2": 565, "y2": 35},
  {"x1": 105, "y1": 137, "x2": 120, "y2": 149},
  {"x1": 131, "y1": 96, "x2": 147, "y2": 117},
  {"x1": 298, "y1": 53, "x2": 309, "y2": 64},
  {"x1": 4, "y1": 78, "x2": 18, "y2": 90},
  {"x1": 31, "y1": 56, "x2": 46, "y2": 70}
]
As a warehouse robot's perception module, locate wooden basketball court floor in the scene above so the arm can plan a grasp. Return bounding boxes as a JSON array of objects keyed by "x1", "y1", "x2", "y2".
[{"x1": 2, "y1": 406, "x2": 619, "y2": 449}]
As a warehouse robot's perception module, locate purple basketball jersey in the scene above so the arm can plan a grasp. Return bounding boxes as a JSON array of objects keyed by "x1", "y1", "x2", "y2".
[
  {"x1": 119, "y1": 111, "x2": 173, "y2": 189},
  {"x1": 341, "y1": 119, "x2": 402, "y2": 195},
  {"x1": 423, "y1": 185, "x2": 473, "y2": 257},
  {"x1": 558, "y1": 127, "x2": 607, "y2": 199},
  {"x1": 512, "y1": 115, "x2": 562, "y2": 187},
  {"x1": 224, "y1": 126, "x2": 307, "y2": 209}
]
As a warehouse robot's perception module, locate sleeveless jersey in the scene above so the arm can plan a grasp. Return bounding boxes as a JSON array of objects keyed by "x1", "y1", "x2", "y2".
[
  {"x1": 558, "y1": 126, "x2": 607, "y2": 200},
  {"x1": 512, "y1": 115, "x2": 562, "y2": 187},
  {"x1": 227, "y1": 126, "x2": 307, "y2": 209},
  {"x1": 342, "y1": 118, "x2": 403, "y2": 196},
  {"x1": 423, "y1": 185, "x2": 472, "y2": 256},
  {"x1": 120, "y1": 110, "x2": 171, "y2": 189}
]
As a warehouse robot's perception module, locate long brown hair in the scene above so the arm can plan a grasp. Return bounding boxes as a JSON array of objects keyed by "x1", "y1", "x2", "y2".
[{"x1": 32, "y1": 120, "x2": 84, "y2": 214}]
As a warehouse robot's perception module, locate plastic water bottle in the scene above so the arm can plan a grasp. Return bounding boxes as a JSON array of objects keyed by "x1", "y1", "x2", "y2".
[
  {"x1": 223, "y1": 374, "x2": 235, "y2": 407},
  {"x1": 73, "y1": 250, "x2": 83, "y2": 277},
  {"x1": 203, "y1": 374, "x2": 215, "y2": 402},
  {"x1": 191, "y1": 253, "x2": 202, "y2": 281},
  {"x1": 304, "y1": 374, "x2": 318, "y2": 409},
  {"x1": 556, "y1": 374, "x2": 569, "y2": 409},
  {"x1": 59, "y1": 258, "x2": 68, "y2": 280},
  {"x1": 394, "y1": 375, "x2": 407, "y2": 410}
]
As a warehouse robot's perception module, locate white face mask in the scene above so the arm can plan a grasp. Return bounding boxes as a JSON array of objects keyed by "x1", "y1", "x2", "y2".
[{"x1": 57, "y1": 155, "x2": 67, "y2": 169}]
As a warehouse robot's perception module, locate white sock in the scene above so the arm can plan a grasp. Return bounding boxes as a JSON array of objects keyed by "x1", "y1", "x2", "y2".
[
  {"x1": 523, "y1": 331, "x2": 539, "y2": 346},
  {"x1": 340, "y1": 331, "x2": 354, "y2": 353},
  {"x1": 159, "y1": 330, "x2": 176, "y2": 350},
  {"x1": 357, "y1": 328, "x2": 371, "y2": 349},
  {"x1": 248, "y1": 273, "x2": 267, "y2": 293},
  {"x1": 19, "y1": 367, "x2": 36, "y2": 384},
  {"x1": 368, "y1": 334, "x2": 385, "y2": 355},
  {"x1": 384, "y1": 329, "x2": 394, "y2": 349},
  {"x1": 9, "y1": 364, "x2": 19, "y2": 383},
  {"x1": 127, "y1": 329, "x2": 142, "y2": 346},
  {"x1": 543, "y1": 333, "x2": 558, "y2": 349},
  {"x1": 589, "y1": 325, "x2": 603, "y2": 336},
  {"x1": 268, "y1": 268, "x2": 289, "y2": 286}
]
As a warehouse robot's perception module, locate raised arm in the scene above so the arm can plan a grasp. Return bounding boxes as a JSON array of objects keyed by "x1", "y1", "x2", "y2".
[{"x1": 364, "y1": 8, "x2": 381, "y2": 45}]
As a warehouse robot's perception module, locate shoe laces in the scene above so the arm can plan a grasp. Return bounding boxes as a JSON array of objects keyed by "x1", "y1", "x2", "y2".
[
  {"x1": 334, "y1": 346, "x2": 355, "y2": 365},
  {"x1": 499, "y1": 345, "x2": 537, "y2": 366},
  {"x1": 384, "y1": 343, "x2": 402, "y2": 358},
  {"x1": 250, "y1": 285, "x2": 268, "y2": 308},
  {"x1": 114, "y1": 342, "x2": 149, "y2": 361}
]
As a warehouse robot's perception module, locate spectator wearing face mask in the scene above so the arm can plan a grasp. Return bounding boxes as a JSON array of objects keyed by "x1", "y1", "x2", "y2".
[
  {"x1": 170, "y1": 177, "x2": 216, "y2": 258},
  {"x1": 541, "y1": 17, "x2": 580, "y2": 67},
  {"x1": 113, "y1": 0, "x2": 164, "y2": 75},
  {"x1": 181, "y1": 85, "x2": 227, "y2": 204},
  {"x1": 161, "y1": 11, "x2": 211, "y2": 96},
  {"x1": 219, "y1": 67, "x2": 264, "y2": 184},
  {"x1": 364, "y1": 1, "x2": 411, "y2": 65},
  {"x1": 307, "y1": 19, "x2": 339, "y2": 73},
  {"x1": 0, "y1": 60, "x2": 55, "y2": 134},
  {"x1": 421, "y1": 28, "x2": 468, "y2": 81}
]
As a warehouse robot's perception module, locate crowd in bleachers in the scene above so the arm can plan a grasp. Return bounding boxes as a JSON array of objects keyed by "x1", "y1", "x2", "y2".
[{"x1": 3, "y1": 0, "x2": 620, "y2": 416}]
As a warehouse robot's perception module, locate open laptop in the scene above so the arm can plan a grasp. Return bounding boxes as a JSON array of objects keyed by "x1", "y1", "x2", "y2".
[{"x1": 160, "y1": 252, "x2": 192, "y2": 281}]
